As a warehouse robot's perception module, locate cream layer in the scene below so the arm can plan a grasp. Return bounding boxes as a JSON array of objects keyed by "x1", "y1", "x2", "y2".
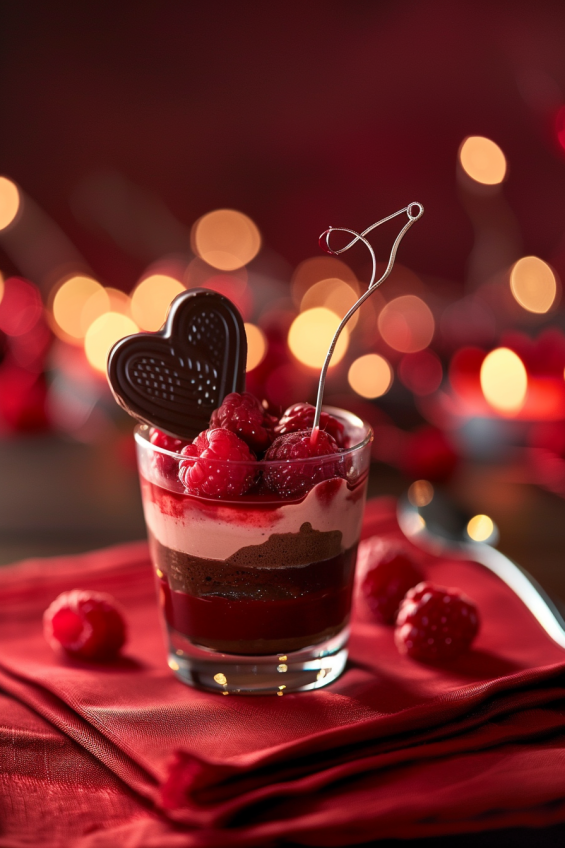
[{"x1": 142, "y1": 478, "x2": 365, "y2": 561}]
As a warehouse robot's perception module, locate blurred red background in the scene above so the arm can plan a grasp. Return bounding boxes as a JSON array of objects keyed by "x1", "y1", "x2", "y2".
[
  {"x1": 2, "y1": 0, "x2": 565, "y2": 285},
  {"x1": 2, "y1": 1, "x2": 565, "y2": 570}
]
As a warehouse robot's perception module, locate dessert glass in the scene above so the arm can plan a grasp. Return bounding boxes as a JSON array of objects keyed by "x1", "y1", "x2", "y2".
[{"x1": 135, "y1": 408, "x2": 372, "y2": 695}]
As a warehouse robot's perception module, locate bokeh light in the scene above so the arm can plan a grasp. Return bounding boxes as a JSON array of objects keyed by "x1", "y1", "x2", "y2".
[
  {"x1": 244, "y1": 323, "x2": 267, "y2": 371},
  {"x1": 0, "y1": 272, "x2": 5, "y2": 305},
  {"x1": 291, "y1": 256, "x2": 357, "y2": 307},
  {"x1": 556, "y1": 105, "x2": 565, "y2": 153},
  {"x1": 79, "y1": 287, "x2": 111, "y2": 333},
  {"x1": 398, "y1": 350, "x2": 443, "y2": 395},
  {"x1": 80, "y1": 287, "x2": 132, "y2": 339},
  {"x1": 480, "y1": 347, "x2": 528, "y2": 413},
  {"x1": 52, "y1": 275, "x2": 105, "y2": 343},
  {"x1": 449, "y1": 346, "x2": 486, "y2": 399},
  {"x1": 105, "y1": 288, "x2": 132, "y2": 313},
  {"x1": 0, "y1": 277, "x2": 43, "y2": 336},
  {"x1": 131, "y1": 274, "x2": 185, "y2": 330},
  {"x1": 0, "y1": 177, "x2": 20, "y2": 231},
  {"x1": 84, "y1": 312, "x2": 139, "y2": 373},
  {"x1": 288, "y1": 307, "x2": 349, "y2": 369},
  {"x1": 300, "y1": 278, "x2": 360, "y2": 329},
  {"x1": 378, "y1": 295, "x2": 435, "y2": 352},
  {"x1": 348, "y1": 353, "x2": 392, "y2": 398},
  {"x1": 407, "y1": 480, "x2": 434, "y2": 507},
  {"x1": 192, "y1": 209, "x2": 261, "y2": 271},
  {"x1": 459, "y1": 136, "x2": 507, "y2": 185},
  {"x1": 510, "y1": 256, "x2": 558, "y2": 314},
  {"x1": 407, "y1": 513, "x2": 426, "y2": 533},
  {"x1": 467, "y1": 514, "x2": 495, "y2": 542}
]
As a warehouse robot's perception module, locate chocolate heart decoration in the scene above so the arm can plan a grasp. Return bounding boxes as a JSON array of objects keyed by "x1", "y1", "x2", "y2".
[{"x1": 107, "y1": 288, "x2": 247, "y2": 439}]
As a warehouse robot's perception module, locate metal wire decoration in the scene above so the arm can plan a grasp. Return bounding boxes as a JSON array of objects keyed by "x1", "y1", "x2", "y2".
[{"x1": 312, "y1": 202, "x2": 424, "y2": 436}]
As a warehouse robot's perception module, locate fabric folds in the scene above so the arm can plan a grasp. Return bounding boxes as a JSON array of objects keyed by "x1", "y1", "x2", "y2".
[{"x1": 0, "y1": 498, "x2": 564, "y2": 847}]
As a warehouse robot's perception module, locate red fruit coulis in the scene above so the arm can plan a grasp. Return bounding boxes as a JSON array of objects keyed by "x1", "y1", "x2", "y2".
[
  {"x1": 156, "y1": 547, "x2": 357, "y2": 655},
  {"x1": 142, "y1": 472, "x2": 367, "y2": 655}
]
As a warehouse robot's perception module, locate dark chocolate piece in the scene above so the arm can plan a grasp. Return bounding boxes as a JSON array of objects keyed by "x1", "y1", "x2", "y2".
[{"x1": 107, "y1": 288, "x2": 247, "y2": 439}]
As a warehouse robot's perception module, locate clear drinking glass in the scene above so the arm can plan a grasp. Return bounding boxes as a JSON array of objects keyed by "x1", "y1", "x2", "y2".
[{"x1": 135, "y1": 408, "x2": 372, "y2": 695}]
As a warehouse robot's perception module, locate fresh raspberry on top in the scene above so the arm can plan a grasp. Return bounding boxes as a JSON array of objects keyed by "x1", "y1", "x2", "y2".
[
  {"x1": 395, "y1": 581, "x2": 479, "y2": 662},
  {"x1": 210, "y1": 392, "x2": 277, "y2": 454},
  {"x1": 263, "y1": 429, "x2": 344, "y2": 498},
  {"x1": 360, "y1": 541, "x2": 423, "y2": 624},
  {"x1": 44, "y1": 590, "x2": 127, "y2": 661},
  {"x1": 150, "y1": 428, "x2": 189, "y2": 478},
  {"x1": 275, "y1": 402, "x2": 346, "y2": 448},
  {"x1": 179, "y1": 428, "x2": 256, "y2": 498}
]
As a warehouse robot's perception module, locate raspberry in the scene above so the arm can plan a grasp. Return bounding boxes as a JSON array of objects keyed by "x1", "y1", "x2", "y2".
[
  {"x1": 44, "y1": 590, "x2": 127, "y2": 661},
  {"x1": 263, "y1": 429, "x2": 344, "y2": 498},
  {"x1": 210, "y1": 392, "x2": 277, "y2": 453},
  {"x1": 395, "y1": 582, "x2": 479, "y2": 662},
  {"x1": 179, "y1": 428, "x2": 256, "y2": 498},
  {"x1": 360, "y1": 541, "x2": 423, "y2": 624},
  {"x1": 275, "y1": 402, "x2": 346, "y2": 448},
  {"x1": 150, "y1": 428, "x2": 188, "y2": 479}
]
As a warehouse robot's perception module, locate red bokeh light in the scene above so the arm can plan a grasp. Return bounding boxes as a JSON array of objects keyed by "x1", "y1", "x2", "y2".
[
  {"x1": 0, "y1": 277, "x2": 43, "y2": 337},
  {"x1": 556, "y1": 105, "x2": 565, "y2": 153},
  {"x1": 398, "y1": 350, "x2": 443, "y2": 396},
  {"x1": 0, "y1": 366, "x2": 48, "y2": 433},
  {"x1": 449, "y1": 346, "x2": 486, "y2": 401},
  {"x1": 0, "y1": 277, "x2": 50, "y2": 374},
  {"x1": 500, "y1": 329, "x2": 565, "y2": 377}
]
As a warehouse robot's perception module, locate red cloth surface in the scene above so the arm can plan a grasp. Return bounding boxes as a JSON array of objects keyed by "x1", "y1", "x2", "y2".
[{"x1": 1, "y1": 497, "x2": 565, "y2": 847}]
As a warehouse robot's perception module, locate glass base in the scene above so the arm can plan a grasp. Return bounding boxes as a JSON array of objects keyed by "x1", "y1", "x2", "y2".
[{"x1": 166, "y1": 625, "x2": 350, "y2": 695}]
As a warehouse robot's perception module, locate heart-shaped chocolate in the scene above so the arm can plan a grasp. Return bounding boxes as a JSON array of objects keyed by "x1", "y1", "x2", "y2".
[{"x1": 107, "y1": 288, "x2": 247, "y2": 439}]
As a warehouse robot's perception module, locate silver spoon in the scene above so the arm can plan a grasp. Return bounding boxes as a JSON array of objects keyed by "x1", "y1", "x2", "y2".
[{"x1": 397, "y1": 486, "x2": 565, "y2": 649}]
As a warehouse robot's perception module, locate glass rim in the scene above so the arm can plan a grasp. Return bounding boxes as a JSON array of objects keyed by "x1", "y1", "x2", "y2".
[{"x1": 134, "y1": 406, "x2": 373, "y2": 467}]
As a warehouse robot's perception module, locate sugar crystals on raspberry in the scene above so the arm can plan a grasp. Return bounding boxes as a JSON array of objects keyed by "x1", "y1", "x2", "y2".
[
  {"x1": 395, "y1": 581, "x2": 479, "y2": 662},
  {"x1": 263, "y1": 429, "x2": 344, "y2": 498},
  {"x1": 179, "y1": 427, "x2": 257, "y2": 498},
  {"x1": 44, "y1": 590, "x2": 127, "y2": 661},
  {"x1": 275, "y1": 402, "x2": 346, "y2": 448},
  {"x1": 210, "y1": 392, "x2": 276, "y2": 453}
]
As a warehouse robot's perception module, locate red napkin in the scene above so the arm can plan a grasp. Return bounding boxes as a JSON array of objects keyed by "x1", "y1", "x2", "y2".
[{"x1": 1, "y1": 497, "x2": 565, "y2": 847}]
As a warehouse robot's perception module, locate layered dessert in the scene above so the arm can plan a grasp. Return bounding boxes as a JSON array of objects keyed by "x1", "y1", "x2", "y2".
[
  {"x1": 135, "y1": 399, "x2": 371, "y2": 658},
  {"x1": 108, "y1": 210, "x2": 422, "y2": 691}
]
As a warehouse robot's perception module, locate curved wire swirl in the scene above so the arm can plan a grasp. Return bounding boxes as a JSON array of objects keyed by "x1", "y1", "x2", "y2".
[{"x1": 312, "y1": 202, "x2": 424, "y2": 434}]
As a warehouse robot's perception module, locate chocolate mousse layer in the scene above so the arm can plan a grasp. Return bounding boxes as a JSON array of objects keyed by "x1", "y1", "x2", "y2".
[
  {"x1": 149, "y1": 521, "x2": 344, "y2": 599},
  {"x1": 150, "y1": 523, "x2": 357, "y2": 654}
]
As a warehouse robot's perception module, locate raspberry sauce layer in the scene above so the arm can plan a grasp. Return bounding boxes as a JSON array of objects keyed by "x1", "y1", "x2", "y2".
[
  {"x1": 139, "y1": 458, "x2": 368, "y2": 655},
  {"x1": 151, "y1": 533, "x2": 358, "y2": 654}
]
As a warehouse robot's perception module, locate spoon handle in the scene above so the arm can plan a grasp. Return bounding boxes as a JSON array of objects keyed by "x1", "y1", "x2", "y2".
[
  {"x1": 397, "y1": 497, "x2": 565, "y2": 650},
  {"x1": 466, "y1": 543, "x2": 565, "y2": 649}
]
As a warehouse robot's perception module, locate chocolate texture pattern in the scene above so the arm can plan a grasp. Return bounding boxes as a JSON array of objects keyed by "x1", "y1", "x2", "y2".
[{"x1": 107, "y1": 288, "x2": 247, "y2": 439}]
